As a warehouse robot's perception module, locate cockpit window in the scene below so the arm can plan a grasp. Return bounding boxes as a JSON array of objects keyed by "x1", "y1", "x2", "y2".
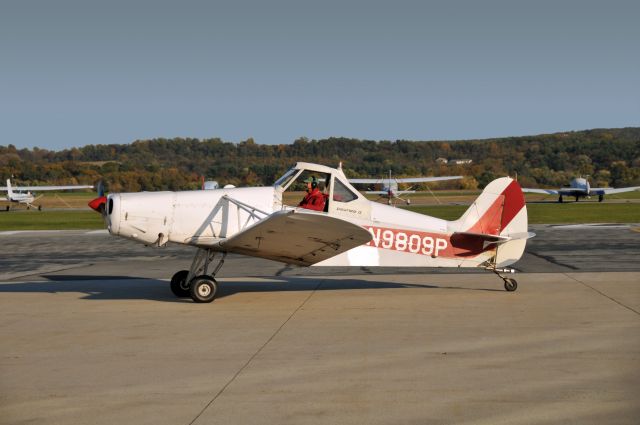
[
  {"x1": 332, "y1": 179, "x2": 358, "y2": 202},
  {"x1": 280, "y1": 169, "x2": 331, "y2": 211}
]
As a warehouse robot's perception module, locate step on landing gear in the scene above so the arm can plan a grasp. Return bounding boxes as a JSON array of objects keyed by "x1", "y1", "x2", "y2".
[{"x1": 170, "y1": 249, "x2": 227, "y2": 303}]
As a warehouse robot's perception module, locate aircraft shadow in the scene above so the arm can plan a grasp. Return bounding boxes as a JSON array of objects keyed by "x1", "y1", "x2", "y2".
[{"x1": 0, "y1": 274, "x2": 502, "y2": 302}]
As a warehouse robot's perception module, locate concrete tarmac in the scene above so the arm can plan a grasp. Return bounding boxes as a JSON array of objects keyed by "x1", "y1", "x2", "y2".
[{"x1": 1, "y1": 226, "x2": 640, "y2": 424}]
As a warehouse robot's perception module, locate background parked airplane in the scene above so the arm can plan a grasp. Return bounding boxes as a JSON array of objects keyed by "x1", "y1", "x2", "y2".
[
  {"x1": 522, "y1": 177, "x2": 640, "y2": 203},
  {"x1": 1, "y1": 179, "x2": 93, "y2": 210},
  {"x1": 348, "y1": 170, "x2": 462, "y2": 205}
]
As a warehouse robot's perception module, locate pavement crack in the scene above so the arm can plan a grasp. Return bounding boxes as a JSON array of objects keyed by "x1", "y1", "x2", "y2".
[
  {"x1": 187, "y1": 278, "x2": 325, "y2": 425},
  {"x1": 564, "y1": 273, "x2": 640, "y2": 317}
]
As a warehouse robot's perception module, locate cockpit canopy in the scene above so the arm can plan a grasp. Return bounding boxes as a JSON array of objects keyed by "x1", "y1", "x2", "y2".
[{"x1": 274, "y1": 162, "x2": 362, "y2": 211}]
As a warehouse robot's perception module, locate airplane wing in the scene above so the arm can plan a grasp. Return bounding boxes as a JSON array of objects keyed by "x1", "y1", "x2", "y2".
[
  {"x1": 349, "y1": 178, "x2": 384, "y2": 184},
  {"x1": 349, "y1": 176, "x2": 461, "y2": 184},
  {"x1": 6, "y1": 185, "x2": 93, "y2": 191},
  {"x1": 364, "y1": 191, "x2": 388, "y2": 195},
  {"x1": 394, "y1": 176, "x2": 462, "y2": 183},
  {"x1": 589, "y1": 186, "x2": 640, "y2": 195},
  {"x1": 219, "y1": 210, "x2": 372, "y2": 266},
  {"x1": 522, "y1": 188, "x2": 559, "y2": 195}
]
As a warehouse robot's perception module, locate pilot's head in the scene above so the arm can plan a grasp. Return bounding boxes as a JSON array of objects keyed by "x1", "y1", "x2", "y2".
[{"x1": 307, "y1": 176, "x2": 318, "y2": 192}]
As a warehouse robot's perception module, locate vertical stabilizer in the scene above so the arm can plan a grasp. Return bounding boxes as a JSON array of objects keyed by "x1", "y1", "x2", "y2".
[
  {"x1": 6, "y1": 179, "x2": 13, "y2": 198},
  {"x1": 450, "y1": 177, "x2": 529, "y2": 267}
]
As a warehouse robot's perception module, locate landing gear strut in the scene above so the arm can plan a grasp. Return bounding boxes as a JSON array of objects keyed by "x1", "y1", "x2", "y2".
[{"x1": 170, "y1": 249, "x2": 227, "y2": 303}]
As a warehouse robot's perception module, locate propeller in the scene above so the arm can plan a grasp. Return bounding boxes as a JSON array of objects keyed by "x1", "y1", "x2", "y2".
[{"x1": 88, "y1": 181, "x2": 108, "y2": 225}]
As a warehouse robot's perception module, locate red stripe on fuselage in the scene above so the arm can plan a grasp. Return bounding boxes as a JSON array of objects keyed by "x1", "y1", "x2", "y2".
[{"x1": 364, "y1": 226, "x2": 492, "y2": 259}]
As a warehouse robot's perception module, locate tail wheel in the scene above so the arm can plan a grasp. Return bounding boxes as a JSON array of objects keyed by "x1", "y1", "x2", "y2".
[
  {"x1": 170, "y1": 270, "x2": 190, "y2": 297},
  {"x1": 598, "y1": 195, "x2": 604, "y2": 202},
  {"x1": 504, "y1": 278, "x2": 518, "y2": 292},
  {"x1": 190, "y1": 275, "x2": 218, "y2": 303}
]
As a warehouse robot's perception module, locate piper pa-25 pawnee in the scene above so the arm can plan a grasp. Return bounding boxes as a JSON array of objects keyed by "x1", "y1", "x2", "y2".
[
  {"x1": 522, "y1": 177, "x2": 640, "y2": 203},
  {"x1": 90, "y1": 162, "x2": 534, "y2": 303},
  {"x1": 1, "y1": 179, "x2": 93, "y2": 210},
  {"x1": 349, "y1": 171, "x2": 462, "y2": 205}
]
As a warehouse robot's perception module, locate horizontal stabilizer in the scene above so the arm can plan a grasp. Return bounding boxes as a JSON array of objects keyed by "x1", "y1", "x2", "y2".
[
  {"x1": 451, "y1": 232, "x2": 511, "y2": 248},
  {"x1": 219, "y1": 210, "x2": 372, "y2": 266}
]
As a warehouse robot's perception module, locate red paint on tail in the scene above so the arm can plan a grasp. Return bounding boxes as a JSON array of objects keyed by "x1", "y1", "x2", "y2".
[{"x1": 465, "y1": 179, "x2": 525, "y2": 235}]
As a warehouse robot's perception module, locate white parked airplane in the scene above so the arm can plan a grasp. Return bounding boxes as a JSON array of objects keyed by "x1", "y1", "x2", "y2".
[
  {"x1": 522, "y1": 177, "x2": 640, "y2": 203},
  {"x1": 1, "y1": 179, "x2": 93, "y2": 210},
  {"x1": 349, "y1": 171, "x2": 462, "y2": 204},
  {"x1": 90, "y1": 162, "x2": 533, "y2": 303}
]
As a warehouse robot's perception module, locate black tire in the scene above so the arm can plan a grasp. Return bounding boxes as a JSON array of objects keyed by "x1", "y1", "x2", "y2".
[
  {"x1": 38, "y1": 205, "x2": 42, "y2": 211},
  {"x1": 170, "y1": 270, "x2": 190, "y2": 297},
  {"x1": 598, "y1": 195, "x2": 604, "y2": 202},
  {"x1": 190, "y1": 275, "x2": 218, "y2": 303},
  {"x1": 504, "y1": 278, "x2": 517, "y2": 292},
  {"x1": 558, "y1": 195, "x2": 563, "y2": 203}
]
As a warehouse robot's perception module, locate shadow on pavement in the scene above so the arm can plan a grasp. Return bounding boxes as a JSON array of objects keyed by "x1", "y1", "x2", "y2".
[{"x1": 0, "y1": 274, "x2": 504, "y2": 302}]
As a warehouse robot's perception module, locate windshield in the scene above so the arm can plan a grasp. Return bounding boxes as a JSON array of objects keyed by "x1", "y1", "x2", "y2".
[{"x1": 274, "y1": 168, "x2": 300, "y2": 189}]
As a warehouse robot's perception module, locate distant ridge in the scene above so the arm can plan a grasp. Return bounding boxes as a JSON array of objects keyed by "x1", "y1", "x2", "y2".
[{"x1": 1, "y1": 127, "x2": 639, "y2": 191}]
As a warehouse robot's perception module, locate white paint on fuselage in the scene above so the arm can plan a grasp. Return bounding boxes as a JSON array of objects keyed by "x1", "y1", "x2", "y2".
[
  {"x1": 108, "y1": 186, "x2": 277, "y2": 246},
  {"x1": 569, "y1": 177, "x2": 589, "y2": 193}
]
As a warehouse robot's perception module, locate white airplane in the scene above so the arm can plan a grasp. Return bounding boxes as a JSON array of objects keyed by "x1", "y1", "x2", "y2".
[
  {"x1": 349, "y1": 171, "x2": 462, "y2": 205},
  {"x1": 90, "y1": 162, "x2": 533, "y2": 302},
  {"x1": 522, "y1": 177, "x2": 640, "y2": 203},
  {"x1": 1, "y1": 179, "x2": 93, "y2": 210}
]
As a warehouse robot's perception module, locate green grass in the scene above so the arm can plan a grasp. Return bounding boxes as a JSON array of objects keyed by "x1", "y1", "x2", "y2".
[
  {"x1": 1, "y1": 201, "x2": 639, "y2": 231},
  {"x1": 404, "y1": 203, "x2": 640, "y2": 224},
  {"x1": 0, "y1": 210, "x2": 105, "y2": 230}
]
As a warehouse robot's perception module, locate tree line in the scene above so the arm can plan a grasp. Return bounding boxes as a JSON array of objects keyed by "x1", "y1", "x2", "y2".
[{"x1": 1, "y1": 127, "x2": 639, "y2": 192}]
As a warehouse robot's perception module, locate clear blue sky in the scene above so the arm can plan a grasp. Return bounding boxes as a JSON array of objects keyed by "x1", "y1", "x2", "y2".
[{"x1": 1, "y1": 0, "x2": 638, "y2": 150}]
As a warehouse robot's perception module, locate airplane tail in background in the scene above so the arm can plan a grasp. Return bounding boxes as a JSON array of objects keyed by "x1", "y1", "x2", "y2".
[
  {"x1": 6, "y1": 179, "x2": 13, "y2": 198},
  {"x1": 450, "y1": 177, "x2": 531, "y2": 267}
]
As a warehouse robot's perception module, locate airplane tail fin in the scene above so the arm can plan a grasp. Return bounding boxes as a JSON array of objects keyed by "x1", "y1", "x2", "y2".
[
  {"x1": 6, "y1": 179, "x2": 13, "y2": 197},
  {"x1": 450, "y1": 177, "x2": 532, "y2": 267}
]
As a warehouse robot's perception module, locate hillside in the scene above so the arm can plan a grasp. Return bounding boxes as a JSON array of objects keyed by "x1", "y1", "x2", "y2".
[{"x1": 1, "y1": 128, "x2": 639, "y2": 191}]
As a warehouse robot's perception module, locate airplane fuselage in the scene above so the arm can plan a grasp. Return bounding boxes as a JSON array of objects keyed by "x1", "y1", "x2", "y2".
[{"x1": 106, "y1": 179, "x2": 525, "y2": 269}]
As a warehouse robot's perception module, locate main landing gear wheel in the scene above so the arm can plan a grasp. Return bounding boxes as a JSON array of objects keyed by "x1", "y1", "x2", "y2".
[
  {"x1": 503, "y1": 278, "x2": 518, "y2": 292},
  {"x1": 190, "y1": 275, "x2": 218, "y2": 303},
  {"x1": 170, "y1": 270, "x2": 190, "y2": 297}
]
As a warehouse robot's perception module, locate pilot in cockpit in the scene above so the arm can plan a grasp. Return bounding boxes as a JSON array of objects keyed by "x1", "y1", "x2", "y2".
[{"x1": 298, "y1": 176, "x2": 326, "y2": 211}]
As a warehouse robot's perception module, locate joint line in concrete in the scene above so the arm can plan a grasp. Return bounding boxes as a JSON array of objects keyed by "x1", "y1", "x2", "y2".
[
  {"x1": 187, "y1": 279, "x2": 325, "y2": 425},
  {"x1": 564, "y1": 273, "x2": 640, "y2": 317}
]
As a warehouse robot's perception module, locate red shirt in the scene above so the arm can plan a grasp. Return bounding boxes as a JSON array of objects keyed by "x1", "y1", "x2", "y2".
[{"x1": 299, "y1": 188, "x2": 326, "y2": 211}]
